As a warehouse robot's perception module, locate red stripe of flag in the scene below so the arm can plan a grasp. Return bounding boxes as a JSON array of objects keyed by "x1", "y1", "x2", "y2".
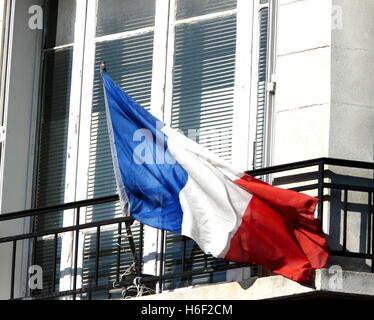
[{"x1": 225, "y1": 174, "x2": 329, "y2": 282}]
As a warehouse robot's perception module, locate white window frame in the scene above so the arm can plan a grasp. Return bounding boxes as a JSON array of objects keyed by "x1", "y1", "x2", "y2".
[
  {"x1": 264, "y1": 0, "x2": 278, "y2": 170},
  {"x1": 43, "y1": 0, "x2": 267, "y2": 293},
  {"x1": 58, "y1": 0, "x2": 88, "y2": 294},
  {"x1": 250, "y1": 0, "x2": 277, "y2": 185}
]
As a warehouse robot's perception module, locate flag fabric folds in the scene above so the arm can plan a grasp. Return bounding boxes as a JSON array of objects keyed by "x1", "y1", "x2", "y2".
[{"x1": 101, "y1": 71, "x2": 329, "y2": 282}]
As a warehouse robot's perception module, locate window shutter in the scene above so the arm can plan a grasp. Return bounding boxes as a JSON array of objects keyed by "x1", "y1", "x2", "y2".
[
  {"x1": 164, "y1": 14, "x2": 237, "y2": 289},
  {"x1": 171, "y1": 16, "x2": 237, "y2": 162},
  {"x1": 82, "y1": 34, "x2": 154, "y2": 295},
  {"x1": 34, "y1": 49, "x2": 74, "y2": 295},
  {"x1": 254, "y1": 7, "x2": 269, "y2": 169}
]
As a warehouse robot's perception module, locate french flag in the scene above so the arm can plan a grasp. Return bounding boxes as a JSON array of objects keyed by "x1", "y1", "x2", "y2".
[{"x1": 102, "y1": 71, "x2": 329, "y2": 282}]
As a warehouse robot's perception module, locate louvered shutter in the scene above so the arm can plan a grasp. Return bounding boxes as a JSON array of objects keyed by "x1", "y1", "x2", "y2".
[
  {"x1": 171, "y1": 15, "x2": 237, "y2": 161},
  {"x1": 164, "y1": 12, "x2": 238, "y2": 289},
  {"x1": 82, "y1": 34, "x2": 154, "y2": 295},
  {"x1": 33, "y1": 49, "x2": 73, "y2": 295},
  {"x1": 254, "y1": 7, "x2": 269, "y2": 169}
]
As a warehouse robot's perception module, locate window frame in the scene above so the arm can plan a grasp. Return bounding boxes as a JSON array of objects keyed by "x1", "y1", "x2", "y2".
[
  {"x1": 0, "y1": 0, "x2": 277, "y2": 297},
  {"x1": 49, "y1": 0, "x2": 267, "y2": 293}
]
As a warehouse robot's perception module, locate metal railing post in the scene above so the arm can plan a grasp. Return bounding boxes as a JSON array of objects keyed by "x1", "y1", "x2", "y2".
[
  {"x1": 317, "y1": 159, "x2": 325, "y2": 222},
  {"x1": 116, "y1": 222, "x2": 122, "y2": 283},
  {"x1": 72, "y1": 207, "x2": 80, "y2": 300},
  {"x1": 138, "y1": 224, "x2": 144, "y2": 277},
  {"x1": 343, "y1": 189, "x2": 348, "y2": 253},
  {"x1": 95, "y1": 226, "x2": 101, "y2": 286},
  {"x1": 52, "y1": 233, "x2": 58, "y2": 294},
  {"x1": 371, "y1": 192, "x2": 374, "y2": 273},
  {"x1": 158, "y1": 230, "x2": 165, "y2": 293},
  {"x1": 10, "y1": 240, "x2": 17, "y2": 299}
]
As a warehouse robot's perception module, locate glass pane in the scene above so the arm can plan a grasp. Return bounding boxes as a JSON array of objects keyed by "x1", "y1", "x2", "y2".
[
  {"x1": 33, "y1": 49, "x2": 73, "y2": 297},
  {"x1": 36, "y1": 49, "x2": 73, "y2": 210},
  {"x1": 176, "y1": 0, "x2": 237, "y2": 20},
  {"x1": 172, "y1": 16, "x2": 237, "y2": 162},
  {"x1": 45, "y1": 0, "x2": 76, "y2": 48},
  {"x1": 96, "y1": 0, "x2": 156, "y2": 36}
]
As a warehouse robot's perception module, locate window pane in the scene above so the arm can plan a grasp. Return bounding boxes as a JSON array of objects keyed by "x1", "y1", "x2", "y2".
[
  {"x1": 45, "y1": 0, "x2": 76, "y2": 48},
  {"x1": 176, "y1": 0, "x2": 237, "y2": 20},
  {"x1": 172, "y1": 16, "x2": 237, "y2": 162},
  {"x1": 96, "y1": 0, "x2": 156, "y2": 36},
  {"x1": 34, "y1": 49, "x2": 73, "y2": 297},
  {"x1": 36, "y1": 49, "x2": 73, "y2": 210}
]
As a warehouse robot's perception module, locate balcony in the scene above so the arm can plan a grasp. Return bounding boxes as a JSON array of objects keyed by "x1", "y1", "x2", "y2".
[{"x1": 0, "y1": 157, "x2": 374, "y2": 300}]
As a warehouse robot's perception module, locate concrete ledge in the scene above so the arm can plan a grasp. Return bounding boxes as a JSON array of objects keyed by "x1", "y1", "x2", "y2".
[{"x1": 128, "y1": 269, "x2": 374, "y2": 300}]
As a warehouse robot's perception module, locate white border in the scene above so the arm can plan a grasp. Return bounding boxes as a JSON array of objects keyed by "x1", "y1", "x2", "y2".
[
  {"x1": 263, "y1": 0, "x2": 278, "y2": 180},
  {"x1": 59, "y1": 0, "x2": 88, "y2": 294},
  {"x1": 231, "y1": 0, "x2": 256, "y2": 172}
]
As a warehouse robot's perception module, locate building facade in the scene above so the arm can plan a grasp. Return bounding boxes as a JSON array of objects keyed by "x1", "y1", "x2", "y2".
[{"x1": 0, "y1": 0, "x2": 374, "y2": 300}]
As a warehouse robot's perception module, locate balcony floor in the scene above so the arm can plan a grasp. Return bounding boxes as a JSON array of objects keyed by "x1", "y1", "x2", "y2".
[{"x1": 126, "y1": 269, "x2": 374, "y2": 300}]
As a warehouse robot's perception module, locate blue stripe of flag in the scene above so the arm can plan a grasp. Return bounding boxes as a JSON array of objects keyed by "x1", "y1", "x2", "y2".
[{"x1": 102, "y1": 72, "x2": 188, "y2": 234}]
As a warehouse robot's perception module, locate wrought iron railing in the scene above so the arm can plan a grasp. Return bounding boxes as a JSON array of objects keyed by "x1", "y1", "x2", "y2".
[
  {"x1": 251, "y1": 157, "x2": 374, "y2": 270},
  {"x1": 0, "y1": 157, "x2": 373, "y2": 300}
]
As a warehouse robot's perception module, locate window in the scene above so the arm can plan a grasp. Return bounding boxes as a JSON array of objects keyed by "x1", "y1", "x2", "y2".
[
  {"x1": 30, "y1": 0, "x2": 274, "y2": 297},
  {"x1": 33, "y1": 0, "x2": 76, "y2": 296}
]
